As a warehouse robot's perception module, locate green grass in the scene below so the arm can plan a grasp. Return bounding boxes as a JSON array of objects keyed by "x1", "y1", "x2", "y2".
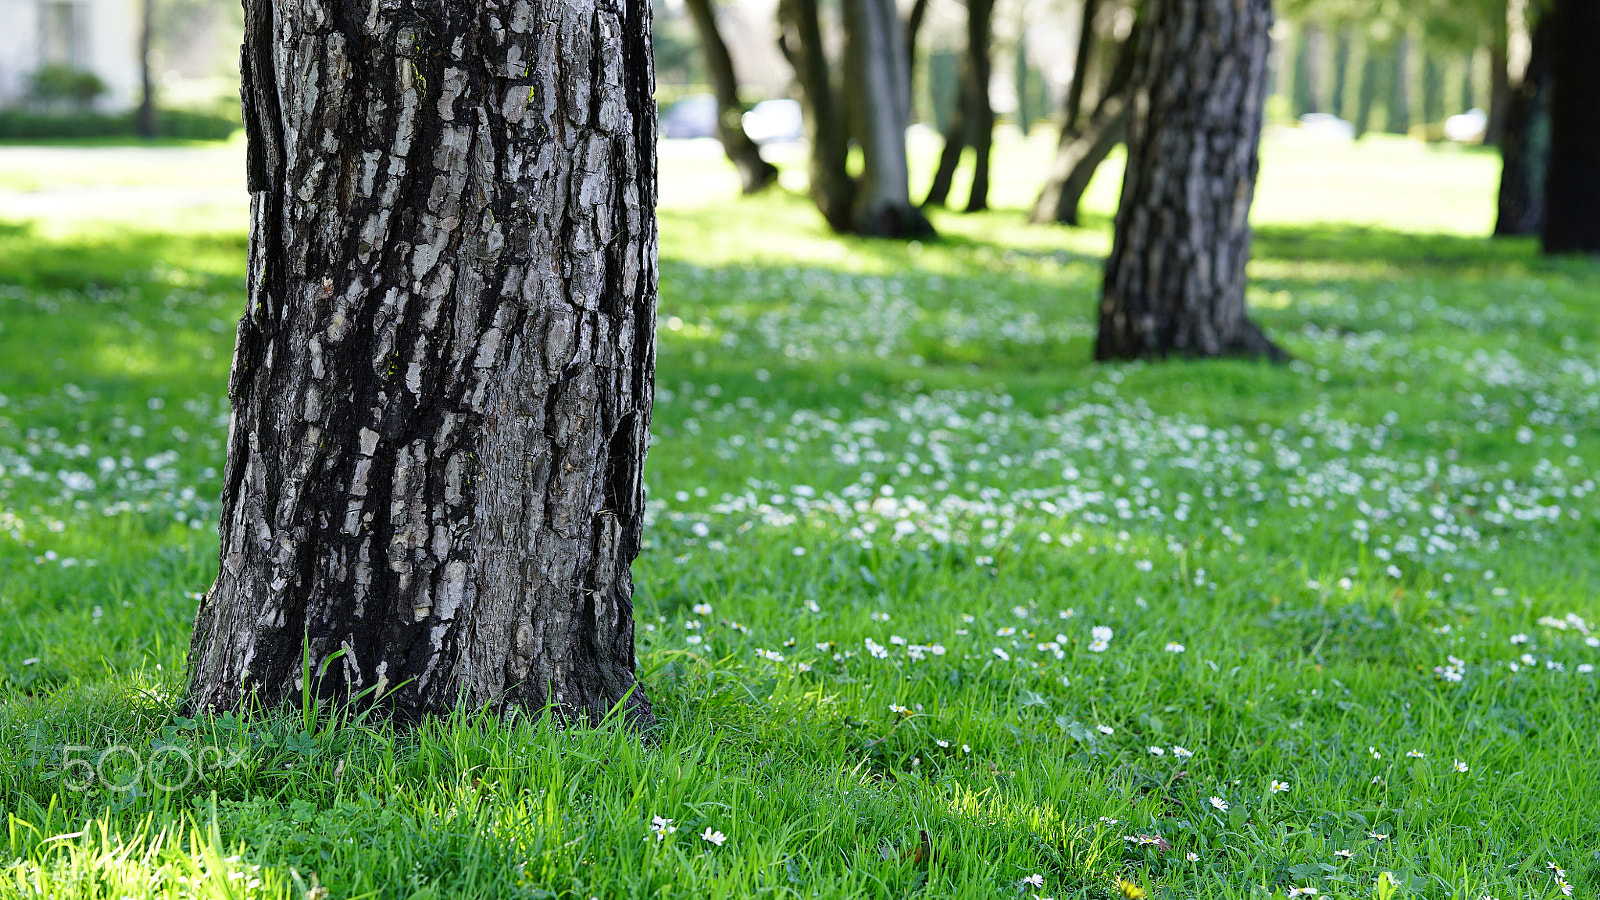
[{"x1": 2, "y1": 131, "x2": 1597, "y2": 900}]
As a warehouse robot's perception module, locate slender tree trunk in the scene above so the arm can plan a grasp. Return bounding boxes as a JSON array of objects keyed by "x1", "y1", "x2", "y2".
[
  {"x1": 1495, "y1": 14, "x2": 1552, "y2": 237},
  {"x1": 1542, "y1": 0, "x2": 1600, "y2": 254},
  {"x1": 906, "y1": 0, "x2": 931, "y2": 115},
  {"x1": 1388, "y1": 35, "x2": 1411, "y2": 134},
  {"x1": 845, "y1": 0, "x2": 933, "y2": 236},
  {"x1": 778, "y1": 0, "x2": 855, "y2": 231},
  {"x1": 1354, "y1": 41, "x2": 1380, "y2": 138},
  {"x1": 923, "y1": 0, "x2": 994, "y2": 212},
  {"x1": 1031, "y1": 22, "x2": 1137, "y2": 226},
  {"x1": 188, "y1": 0, "x2": 658, "y2": 726},
  {"x1": 1097, "y1": 0, "x2": 1284, "y2": 363},
  {"x1": 1486, "y1": 42, "x2": 1510, "y2": 145},
  {"x1": 1421, "y1": 50, "x2": 1444, "y2": 126},
  {"x1": 1063, "y1": 0, "x2": 1100, "y2": 134},
  {"x1": 684, "y1": 0, "x2": 777, "y2": 194},
  {"x1": 1292, "y1": 23, "x2": 1323, "y2": 117},
  {"x1": 1330, "y1": 27, "x2": 1351, "y2": 120},
  {"x1": 136, "y1": 0, "x2": 157, "y2": 138}
]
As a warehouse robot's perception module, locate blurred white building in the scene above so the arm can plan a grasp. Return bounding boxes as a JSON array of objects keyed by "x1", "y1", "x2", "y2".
[{"x1": 0, "y1": 0, "x2": 141, "y2": 110}]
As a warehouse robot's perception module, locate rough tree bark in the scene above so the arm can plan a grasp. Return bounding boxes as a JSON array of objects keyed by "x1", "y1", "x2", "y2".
[
  {"x1": 1542, "y1": 0, "x2": 1600, "y2": 254},
  {"x1": 923, "y1": 0, "x2": 995, "y2": 212},
  {"x1": 187, "y1": 0, "x2": 658, "y2": 726},
  {"x1": 1494, "y1": 14, "x2": 1552, "y2": 238},
  {"x1": 1096, "y1": 0, "x2": 1285, "y2": 362},
  {"x1": 1030, "y1": 19, "x2": 1137, "y2": 226},
  {"x1": 684, "y1": 0, "x2": 778, "y2": 194}
]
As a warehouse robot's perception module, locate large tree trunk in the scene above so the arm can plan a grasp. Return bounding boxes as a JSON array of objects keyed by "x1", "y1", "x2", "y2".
[
  {"x1": 1096, "y1": 0, "x2": 1285, "y2": 363},
  {"x1": 1542, "y1": 0, "x2": 1600, "y2": 254},
  {"x1": 684, "y1": 0, "x2": 778, "y2": 194},
  {"x1": 778, "y1": 0, "x2": 855, "y2": 232},
  {"x1": 1495, "y1": 14, "x2": 1552, "y2": 238},
  {"x1": 844, "y1": 0, "x2": 933, "y2": 236},
  {"x1": 188, "y1": 0, "x2": 658, "y2": 726}
]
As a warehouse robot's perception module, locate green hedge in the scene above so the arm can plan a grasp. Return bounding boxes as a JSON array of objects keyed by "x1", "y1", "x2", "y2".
[{"x1": 0, "y1": 107, "x2": 241, "y2": 140}]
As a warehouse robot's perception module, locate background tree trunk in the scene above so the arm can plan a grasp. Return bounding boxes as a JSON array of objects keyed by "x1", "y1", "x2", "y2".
[
  {"x1": 1096, "y1": 0, "x2": 1285, "y2": 362},
  {"x1": 1330, "y1": 27, "x2": 1351, "y2": 120},
  {"x1": 778, "y1": 0, "x2": 855, "y2": 232},
  {"x1": 188, "y1": 0, "x2": 658, "y2": 726},
  {"x1": 1030, "y1": 22, "x2": 1137, "y2": 226},
  {"x1": 1354, "y1": 40, "x2": 1379, "y2": 138},
  {"x1": 136, "y1": 0, "x2": 157, "y2": 138},
  {"x1": 1542, "y1": 0, "x2": 1600, "y2": 254},
  {"x1": 843, "y1": 0, "x2": 933, "y2": 236},
  {"x1": 1387, "y1": 35, "x2": 1412, "y2": 134},
  {"x1": 924, "y1": 0, "x2": 996, "y2": 210},
  {"x1": 684, "y1": 0, "x2": 778, "y2": 194},
  {"x1": 1495, "y1": 14, "x2": 1552, "y2": 237}
]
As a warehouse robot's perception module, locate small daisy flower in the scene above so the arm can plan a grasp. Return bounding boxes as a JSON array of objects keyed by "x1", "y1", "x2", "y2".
[
  {"x1": 1368, "y1": 746, "x2": 1382, "y2": 759},
  {"x1": 1149, "y1": 746, "x2": 1165, "y2": 756},
  {"x1": 1091, "y1": 626, "x2": 1114, "y2": 643},
  {"x1": 889, "y1": 703, "x2": 911, "y2": 716},
  {"x1": 692, "y1": 603, "x2": 712, "y2": 616},
  {"x1": 1547, "y1": 862, "x2": 1566, "y2": 878},
  {"x1": 650, "y1": 815, "x2": 676, "y2": 841},
  {"x1": 1088, "y1": 640, "x2": 1110, "y2": 653},
  {"x1": 1097, "y1": 724, "x2": 1115, "y2": 735},
  {"x1": 1186, "y1": 852, "x2": 1200, "y2": 862},
  {"x1": 992, "y1": 647, "x2": 1011, "y2": 661},
  {"x1": 1287, "y1": 887, "x2": 1319, "y2": 898},
  {"x1": 1406, "y1": 750, "x2": 1425, "y2": 759},
  {"x1": 1171, "y1": 745, "x2": 1193, "y2": 758},
  {"x1": 1021, "y1": 873, "x2": 1045, "y2": 888},
  {"x1": 700, "y1": 827, "x2": 726, "y2": 846},
  {"x1": 1452, "y1": 759, "x2": 1469, "y2": 773},
  {"x1": 1556, "y1": 880, "x2": 1573, "y2": 897},
  {"x1": 1209, "y1": 796, "x2": 1229, "y2": 812},
  {"x1": 1164, "y1": 642, "x2": 1186, "y2": 653},
  {"x1": 1334, "y1": 849, "x2": 1353, "y2": 859},
  {"x1": 1270, "y1": 780, "x2": 1290, "y2": 793},
  {"x1": 1368, "y1": 831, "x2": 1388, "y2": 841}
]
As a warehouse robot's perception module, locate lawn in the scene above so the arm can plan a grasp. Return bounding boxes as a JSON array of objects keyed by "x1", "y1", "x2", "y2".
[{"x1": 1, "y1": 130, "x2": 1597, "y2": 900}]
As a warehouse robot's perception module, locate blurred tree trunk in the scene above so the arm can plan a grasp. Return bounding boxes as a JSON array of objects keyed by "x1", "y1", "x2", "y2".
[
  {"x1": 188, "y1": 0, "x2": 658, "y2": 726},
  {"x1": 1354, "y1": 40, "x2": 1380, "y2": 138},
  {"x1": 1422, "y1": 50, "x2": 1444, "y2": 126},
  {"x1": 924, "y1": 0, "x2": 996, "y2": 212},
  {"x1": 1542, "y1": 0, "x2": 1600, "y2": 254},
  {"x1": 845, "y1": 0, "x2": 934, "y2": 235},
  {"x1": 1387, "y1": 35, "x2": 1411, "y2": 134},
  {"x1": 1292, "y1": 23, "x2": 1324, "y2": 116},
  {"x1": 1097, "y1": 0, "x2": 1285, "y2": 362},
  {"x1": 1486, "y1": 42, "x2": 1509, "y2": 144},
  {"x1": 779, "y1": 0, "x2": 931, "y2": 237},
  {"x1": 684, "y1": 0, "x2": 777, "y2": 194},
  {"x1": 1062, "y1": 0, "x2": 1100, "y2": 133},
  {"x1": 136, "y1": 0, "x2": 157, "y2": 138},
  {"x1": 906, "y1": 0, "x2": 930, "y2": 114},
  {"x1": 1330, "y1": 27, "x2": 1352, "y2": 120},
  {"x1": 1495, "y1": 14, "x2": 1552, "y2": 237},
  {"x1": 1030, "y1": 18, "x2": 1138, "y2": 226},
  {"x1": 778, "y1": 0, "x2": 854, "y2": 231}
]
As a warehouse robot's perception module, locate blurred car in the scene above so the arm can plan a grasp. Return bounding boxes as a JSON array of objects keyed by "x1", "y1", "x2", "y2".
[
  {"x1": 661, "y1": 93, "x2": 718, "y2": 140},
  {"x1": 1297, "y1": 113, "x2": 1354, "y2": 141},
  {"x1": 742, "y1": 99, "x2": 804, "y2": 145},
  {"x1": 1444, "y1": 108, "x2": 1487, "y2": 142}
]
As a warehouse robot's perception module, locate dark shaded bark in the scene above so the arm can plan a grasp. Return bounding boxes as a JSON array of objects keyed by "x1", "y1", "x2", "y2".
[
  {"x1": 1422, "y1": 50, "x2": 1444, "y2": 126},
  {"x1": 1097, "y1": 0, "x2": 1285, "y2": 363},
  {"x1": 778, "y1": 0, "x2": 854, "y2": 231},
  {"x1": 1030, "y1": 21, "x2": 1138, "y2": 226},
  {"x1": 136, "y1": 0, "x2": 157, "y2": 138},
  {"x1": 923, "y1": 0, "x2": 995, "y2": 212},
  {"x1": 684, "y1": 0, "x2": 778, "y2": 194},
  {"x1": 188, "y1": 0, "x2": 658, "y2": 727},
  {"x1": 1495, "y1": 14, "x2": 1553, "y2": 237},
  {"x1": 1542, "y1": 0, "x2": 1600, "y2": 254}
]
